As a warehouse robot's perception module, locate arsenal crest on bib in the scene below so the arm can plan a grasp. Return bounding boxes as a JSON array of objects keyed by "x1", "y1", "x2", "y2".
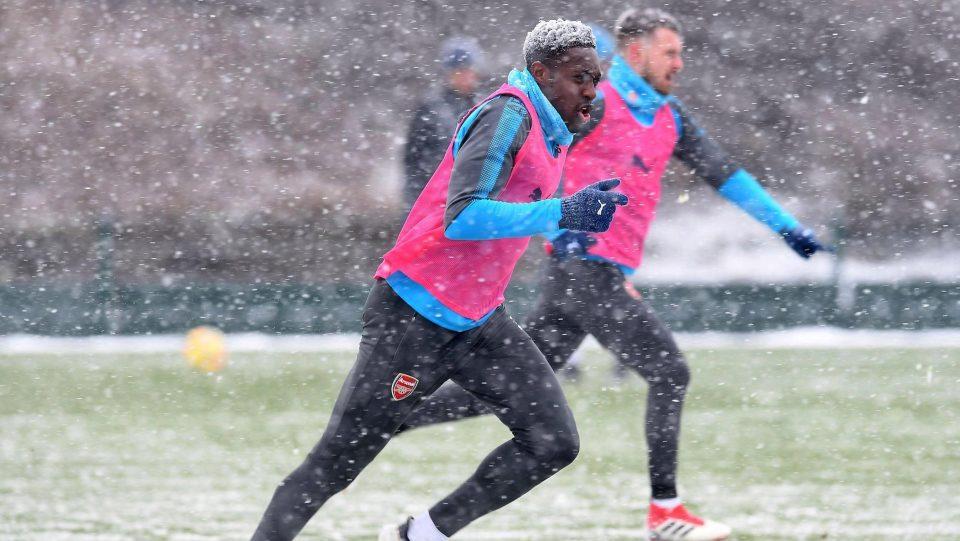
[{"x1": 391, "y1": 373, "x2": 419, "y2": 401}]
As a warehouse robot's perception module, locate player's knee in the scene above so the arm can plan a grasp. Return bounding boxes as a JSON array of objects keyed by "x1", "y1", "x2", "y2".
[
  {"x1": 664, "y1": 357, "x2": 690, "y2": 389},
  {"x1": 526, "y1": 421, "x2": 580, "y2": 470},
  {"x1": 630, "y1": 350, "x2": 690, "y2": 391},
  {"x1": 551, "y1": 426, "x2": 580, "y2": 468}
]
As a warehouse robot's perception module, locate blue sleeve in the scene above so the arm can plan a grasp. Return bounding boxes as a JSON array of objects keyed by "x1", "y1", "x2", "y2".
[
  {"x1": 444, "y1": 97, "x2": 533, "y2": 227},
  {"x1": 718, "y1": 169, "x2": 800, "y2": 233},
  {"x1": 444, "y1": 198, "x2": 562, "y2": 240}
]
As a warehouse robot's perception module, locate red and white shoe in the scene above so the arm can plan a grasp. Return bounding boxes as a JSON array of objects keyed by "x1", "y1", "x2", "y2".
[{"x1": 647, "y1": 503, "x2": 731, "y2": 541}]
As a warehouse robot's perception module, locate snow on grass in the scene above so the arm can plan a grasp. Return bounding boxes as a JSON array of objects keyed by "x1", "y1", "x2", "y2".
[
  {"x1": 3, "y1": 327, "x2": 960, "y2": 358},
  {"x1": 2, "y1": 348, "x2": 959, "y2": 539}
]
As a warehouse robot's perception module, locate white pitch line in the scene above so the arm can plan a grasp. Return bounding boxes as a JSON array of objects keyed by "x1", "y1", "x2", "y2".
[{"x1": 3, "y1": 327, "x2": 960, "y2": 356}]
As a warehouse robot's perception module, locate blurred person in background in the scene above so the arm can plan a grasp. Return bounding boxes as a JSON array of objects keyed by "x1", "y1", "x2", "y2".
[
  {"x1": 250, "y1": 20, "x2": 627, "y2": 541},
  {"x1": 402, "y1": 37, "x2": 483, "y2": 206},
  {"x1": 402, "y1": 8, "x2": 832, "y2": 541},
  {"x1": 588, "y1": 21, "x2": 616, "y2": 69}
]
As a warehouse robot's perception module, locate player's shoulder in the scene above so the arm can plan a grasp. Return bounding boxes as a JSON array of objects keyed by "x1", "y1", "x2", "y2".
[
  {"x1": 412, "y1": 86, "x2": 447, "y2": 110},
  {"x1": 665, "y1": 95, "x2": 687, "y2": 115},
  {"x1": 469, "y1": 95, "x2": 532, "y2": 134},
  {"x1": 664, "y1": 95, "x2": 690, "y2": 138},
  {"x1": 455, "y1": 95, "x2": 532, "y2": 153},
  {"x1": 479, "y1": 94, "x2": 530, "y2": 117}
]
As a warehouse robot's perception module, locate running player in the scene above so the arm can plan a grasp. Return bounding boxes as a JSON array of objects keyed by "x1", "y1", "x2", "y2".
[
  {"x1": 250, "y1": 20, "x2": 626, "y2": 541},
  {"x1": 401, "y1": 8, "x2": 829, "y2": 541}
]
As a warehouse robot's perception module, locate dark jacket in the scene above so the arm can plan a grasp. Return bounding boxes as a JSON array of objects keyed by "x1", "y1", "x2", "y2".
[{"x1": 402, "y1": 86, "x2": 477, "y2": 205}]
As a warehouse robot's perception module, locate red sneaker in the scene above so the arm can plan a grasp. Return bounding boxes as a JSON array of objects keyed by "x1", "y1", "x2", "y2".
[{"x1": 647, "y1": 503, "x2": 731, "y2": 540}]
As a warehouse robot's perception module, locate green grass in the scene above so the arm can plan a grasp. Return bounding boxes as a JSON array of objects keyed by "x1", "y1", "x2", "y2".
[{"x1": 2, "y1": 347, "x2": 959, "y2": 540}]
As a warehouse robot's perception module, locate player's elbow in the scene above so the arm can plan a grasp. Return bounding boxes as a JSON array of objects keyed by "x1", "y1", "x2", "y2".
[
  {"x1": 443, "y1": 222, "x2": 470, "y2": 240},
  {"x1": 443, "y1": 200, "x2": 484, "y2": 240}
]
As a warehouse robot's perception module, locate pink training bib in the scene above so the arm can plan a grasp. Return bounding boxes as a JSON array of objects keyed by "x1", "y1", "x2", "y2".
[
  {"x1": 376, "y1": 84, "x2": 567, "y2": 320},
  {"x1": 560, "y1": 79, "x2": 677, "y2": 270}
]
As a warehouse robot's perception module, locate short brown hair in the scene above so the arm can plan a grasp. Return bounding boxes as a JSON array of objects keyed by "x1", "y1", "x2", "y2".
[{"x1": 615, "y1": 8, "x2": 682, "y2": 49}]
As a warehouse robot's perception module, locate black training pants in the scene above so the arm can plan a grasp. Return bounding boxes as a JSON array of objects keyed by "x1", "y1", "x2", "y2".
[
  {"x1": 401, "y1": 257, "x2": 690, "y2": 500},
  {"x1": 251, "y1": 280, "x2": 579, "y2": 540}
]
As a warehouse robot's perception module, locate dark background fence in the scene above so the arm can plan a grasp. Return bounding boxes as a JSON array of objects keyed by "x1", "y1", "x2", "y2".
[
  {"x1": 3, "y1": 280, "x2": 957, "y2": 336},
  {"x1": 4, "y1": 217, "x2": 957, "y2": 336}
]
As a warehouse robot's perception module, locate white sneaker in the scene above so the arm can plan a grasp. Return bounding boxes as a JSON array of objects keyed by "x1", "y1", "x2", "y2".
[
  {"x1": 647, "y1": 503, "x2": 731, "y2": 540},
  {"x1": 378, "y1": 517, "x2": 412, "y2": 541}
]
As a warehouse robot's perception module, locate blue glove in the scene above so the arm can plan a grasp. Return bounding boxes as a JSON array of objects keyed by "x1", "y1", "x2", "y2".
[
  {"x1": 551, "y1": 231, "x2": 596, "y2": 261},
  {"x1": 558, "y1": 178, "x2": 628, "y2": 233},
  {"x1": 780, "y1": 225, "x2": 826, "y2": 259}
]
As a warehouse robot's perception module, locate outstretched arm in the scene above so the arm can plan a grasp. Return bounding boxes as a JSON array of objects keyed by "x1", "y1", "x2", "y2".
[{"x1": 670, "y1": 99, "x2": 826, "y2": 258}]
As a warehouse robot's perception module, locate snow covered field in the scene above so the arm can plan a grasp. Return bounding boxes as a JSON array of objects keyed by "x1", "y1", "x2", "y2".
[
  {"x1": 2, "y1": 334, "x2": 959, "y2": 540},
  {"x1": 4, "y1": 327, "x2": 960, "y2": 355}
]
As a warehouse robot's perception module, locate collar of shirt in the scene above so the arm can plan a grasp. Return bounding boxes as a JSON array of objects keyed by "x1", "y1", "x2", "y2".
[
  {"x1": 607, "y1": 55, "x2": 670, "y2": 120},
  {"x1": 506, "y1": 68, "x2": 574, "y2": 151}
]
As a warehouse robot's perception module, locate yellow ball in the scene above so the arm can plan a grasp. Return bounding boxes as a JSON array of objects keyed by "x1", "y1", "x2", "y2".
[{"x1": 183, "y1": 326, "x2": 228, "y2": 372}]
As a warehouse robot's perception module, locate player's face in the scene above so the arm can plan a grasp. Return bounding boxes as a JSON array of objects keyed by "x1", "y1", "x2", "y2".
[
  {"x1": 531, "y1": 47, "x2": 602, "y2": 132},
  {"x1": 629, "y1": 28, "x2": 684, "y2": 95},
  {"x1": 448, "y1": 68, "x2": 479, "y2": 95}
]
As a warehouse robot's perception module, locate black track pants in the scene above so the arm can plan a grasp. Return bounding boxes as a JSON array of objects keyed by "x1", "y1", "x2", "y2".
[
  {"x1": 401, "y1": 257, "x2": 690, "y2": 500},
  {"x1": 251, "y1": 280, "x2": 579, "y2": 540}
]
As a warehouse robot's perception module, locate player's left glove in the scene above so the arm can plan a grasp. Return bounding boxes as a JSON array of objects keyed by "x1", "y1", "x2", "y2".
[
  {"x1": 780, "y1": 225, "x2": 826, "y2": 259},
  {"x1": 550, "y1": 231, "x2": 596, "y2": 261}
]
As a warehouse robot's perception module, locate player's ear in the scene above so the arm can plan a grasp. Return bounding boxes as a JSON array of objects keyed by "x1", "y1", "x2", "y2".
[
  {"x1": 622, "y1": 38, "x2": 645, "y2": 65},
  {"x1": 529, "y1": 61, "x2": 552, "y2": 85}
]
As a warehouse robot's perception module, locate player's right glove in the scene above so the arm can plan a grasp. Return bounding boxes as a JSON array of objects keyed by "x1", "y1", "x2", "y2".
[
  {"x1": 558, "y1": 178, "x2": 628, "y2": 233},
  {"x1": 550, "y1": 231, "x2": 596, "y2": 261},
  {"x1": 780, "y1": 225, "x2": 827, "y2": 259}
]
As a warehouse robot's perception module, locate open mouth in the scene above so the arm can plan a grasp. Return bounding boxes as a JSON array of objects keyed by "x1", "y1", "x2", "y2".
[{"x1": 578, "y1": 103, "x2": 592, "y2": 122}]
